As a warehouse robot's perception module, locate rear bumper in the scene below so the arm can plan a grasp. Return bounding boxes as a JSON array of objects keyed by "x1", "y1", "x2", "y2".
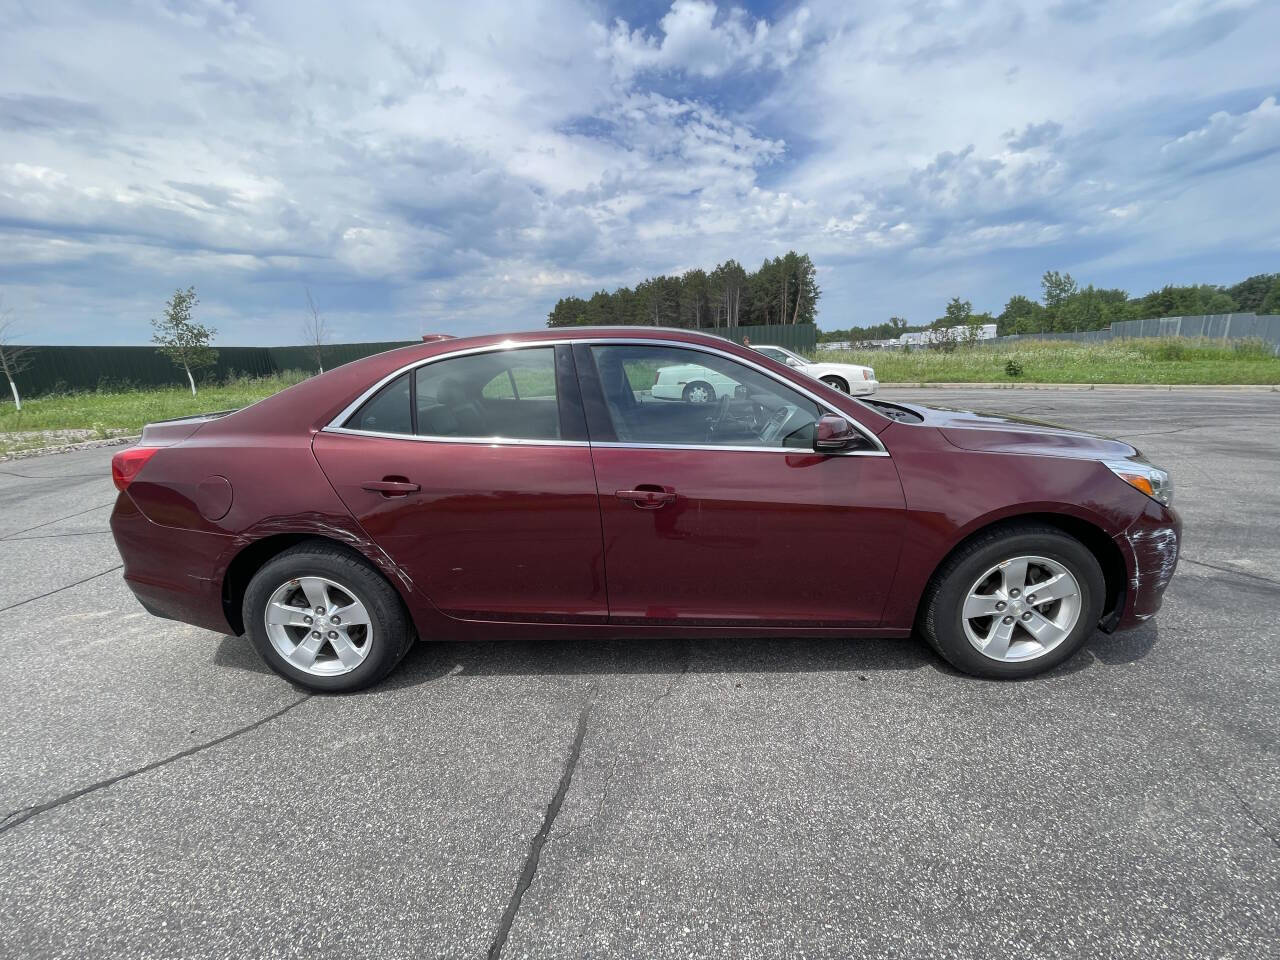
[
  {"x1": 1111, "y1": 501, "x2": 1182, "y2": 630},
  {"x1": 109, "y1": 493, "x2": 237, "y2": 635}
]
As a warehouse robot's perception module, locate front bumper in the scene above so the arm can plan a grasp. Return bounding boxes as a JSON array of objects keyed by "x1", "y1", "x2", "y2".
[
  {"x1": 850, "y1": 379, "x2": 879, "y2": 396},
  {"x1": 1110, "y1": 500, "x2": 1182, "y2": 630}
]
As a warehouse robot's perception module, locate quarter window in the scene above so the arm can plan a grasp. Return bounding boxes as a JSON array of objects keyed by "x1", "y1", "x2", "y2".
[
  {"x1": 589, "y1": 344, "x2": 826, "y2": 449},
  {"x1": 343, "y1": 372, "x2": 413, "y2": 435}
]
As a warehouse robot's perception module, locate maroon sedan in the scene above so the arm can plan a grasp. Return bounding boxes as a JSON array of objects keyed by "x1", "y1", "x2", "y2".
[{"x1": 110, "y1": 328, "x2": 1180, "y2": 691}]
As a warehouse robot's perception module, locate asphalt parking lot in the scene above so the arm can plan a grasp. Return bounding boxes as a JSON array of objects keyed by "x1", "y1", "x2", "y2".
[{"x1": 1, "y1": 387, "x2": 1277, "y2": 959}]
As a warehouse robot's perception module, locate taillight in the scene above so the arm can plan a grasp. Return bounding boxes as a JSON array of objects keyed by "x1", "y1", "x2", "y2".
[{"x1": 112, "y1": 447, "x2": 159, "y2": 492}]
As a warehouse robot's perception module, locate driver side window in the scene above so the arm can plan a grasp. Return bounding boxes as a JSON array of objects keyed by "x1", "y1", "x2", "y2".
[{"x1": 589, "y1": 344, "x2": 822, "y2": 449}]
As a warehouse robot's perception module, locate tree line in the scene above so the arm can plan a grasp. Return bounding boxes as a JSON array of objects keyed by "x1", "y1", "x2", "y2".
[
  {"x1": 547, "y1": 252, "x2": 820, "y2": 330},
  {"x1": 820, "y1": 270, "x2": 1280, "y2": 343}
]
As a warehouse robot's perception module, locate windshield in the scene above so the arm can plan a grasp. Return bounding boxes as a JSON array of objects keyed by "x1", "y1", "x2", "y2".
[{"x1": 758, "y1": 346, "x2": 805, "y2": 365}]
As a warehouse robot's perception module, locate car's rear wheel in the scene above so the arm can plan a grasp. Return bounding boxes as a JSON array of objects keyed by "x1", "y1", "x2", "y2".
[
  {"x1": 919, "y1": 525, "x2": 1104, "y2": 678},
  {"x1": 682, "y1": 381, "x2": 716, "y2": 403},
  {"x1": 820, "y1": 375, "x2": 849, "y2": 393},
  {"x1": 243, "y1": 542, "x2": 413, "y2": 692}
]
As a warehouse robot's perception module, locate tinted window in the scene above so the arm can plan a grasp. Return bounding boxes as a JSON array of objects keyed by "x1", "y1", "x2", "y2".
[
  {"x1": 590, "y1": 344, "x2": 824, "y2": 449},
  {"x1": 416, "y1": 347, "x2": 560, "y2": 440},
  {"x1": 344, "y1": 372, "x2": 412, "y2": 435}
]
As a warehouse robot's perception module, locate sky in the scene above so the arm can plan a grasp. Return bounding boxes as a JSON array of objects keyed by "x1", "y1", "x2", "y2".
[{"x1": 1, "y1": 0, "x2": 1278, "y2": 345}]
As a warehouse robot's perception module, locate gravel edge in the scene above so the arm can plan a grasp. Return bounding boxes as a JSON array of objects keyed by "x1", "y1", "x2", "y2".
[{"x1": 0, "y1": 434, "x2": 141, "y2": 463}]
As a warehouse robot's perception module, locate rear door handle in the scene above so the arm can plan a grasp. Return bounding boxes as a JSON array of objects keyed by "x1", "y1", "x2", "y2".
[
  {"x1": 615, "y1": 486, "x2": 676, "y2": 509},
  {"x1": 361, "y1": 478, "x2": 421, "y2": 497}
]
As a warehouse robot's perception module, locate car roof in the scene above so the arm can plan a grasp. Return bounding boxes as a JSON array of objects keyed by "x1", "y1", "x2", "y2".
[{"x1": 203, "y1": 326, "x2": 780, "y2": 436}]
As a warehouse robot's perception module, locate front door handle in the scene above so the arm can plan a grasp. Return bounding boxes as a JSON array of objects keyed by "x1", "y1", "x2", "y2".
[
  {"x1": 361, "y1": 477, "x2": 421, "y2": 497},
  {"x1": 615, "y1": 486, "x2": 676, "y2": 509}
]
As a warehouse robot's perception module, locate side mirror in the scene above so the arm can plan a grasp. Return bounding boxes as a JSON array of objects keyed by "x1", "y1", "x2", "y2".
[
  {"x1": 814, "y1": 414, "x2": 857, "y2": 451},
  {"x1": 786, "y1": 358, "x2": 803, "y2": 368}
]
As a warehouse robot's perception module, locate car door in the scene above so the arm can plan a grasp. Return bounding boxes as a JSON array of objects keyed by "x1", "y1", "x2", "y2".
[
  {"x1": 313, "y1": 343, "x2": 608, "y2": 622},
  {"x1": 577, "y1": 341, "x2": 905, "y2": 626}
]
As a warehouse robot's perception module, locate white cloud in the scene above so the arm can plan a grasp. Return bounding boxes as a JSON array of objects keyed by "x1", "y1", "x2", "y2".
[
  {"x1": 599, "y1": 1, "x2": 812, "y2": 79},
  {"x1": 1160, "y1": 96, "x2": 1280, "y2": 170},
  {"x1": 0, "y1": 0, "x2": 1277, "y2": 343}
]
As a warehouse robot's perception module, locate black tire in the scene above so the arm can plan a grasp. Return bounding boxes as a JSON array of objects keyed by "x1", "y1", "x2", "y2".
[
  {"x1": 821, "y1": 376, "x2": 849, "y2": 393},
  {"x1": 918, "y1": 524, "x2": 1105, "y2": 679},
  {"x1": 682, "y1": 381, "x2": 716, "y2": 403},
  {"x1": 243, "y1": 542, "x2": 414, "y2": 692}
]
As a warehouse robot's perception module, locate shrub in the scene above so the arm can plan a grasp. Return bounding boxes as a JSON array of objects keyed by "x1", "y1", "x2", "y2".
[
  {"x1": 1149, "y1": 340, "x2": 1186, "y2": 361},
  {"x1": 1005, "y1": 358, "x2": 1024, "y2": 378},
  {"x1": 1232, "y1": 338, "x2": 1274, "y2": 360}
]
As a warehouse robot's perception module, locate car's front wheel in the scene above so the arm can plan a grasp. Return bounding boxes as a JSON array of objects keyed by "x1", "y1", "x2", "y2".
[
  {"x1": 682, "y1": 381, "x2": 716, "y2": 403},
  {"x1": 243, "y1": 542, "x2": 414, "y2": 692},
  {"x1": 820, "y1": 375, "x2": 849, "y2": 393},
  {"x1": 919, "y1": 525, "x2": 1105, "y2": 678}
]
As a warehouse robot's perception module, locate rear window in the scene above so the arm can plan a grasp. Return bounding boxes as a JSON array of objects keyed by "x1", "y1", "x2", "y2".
[
  {"x1": 344, "y1": 373, "x2": 412, "y2": 435},
  {"x1": 340, "y1": 347, "x2": 563, "y2": 440}
]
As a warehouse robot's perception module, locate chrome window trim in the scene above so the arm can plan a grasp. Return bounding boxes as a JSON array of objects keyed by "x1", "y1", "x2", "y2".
[
  {"x1": 322, "y1": 425, "x2": 588, "y2": 448},
  {"x1": 588, "y1": 440, "x2": 889, "y2": 457},
  {"x1": 322, "y1": 336, "x2": 889, "y2": 456}
]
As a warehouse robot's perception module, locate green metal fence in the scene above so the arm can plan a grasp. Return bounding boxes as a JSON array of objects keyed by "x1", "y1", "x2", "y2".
[
  {"x1": 10, "y1": 341, "x2": 415, "y2": 397},
  {"x1": 702, "y1": 323, "x2": 817, "y2": 354}
]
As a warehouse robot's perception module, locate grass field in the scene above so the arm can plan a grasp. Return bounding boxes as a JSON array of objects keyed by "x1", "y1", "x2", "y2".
[
  {"x1": 0, "y1": 371, "x2": 309, "y2": 457},
  {"x1": 817, "y1": 337, "x2": 1280, "y2": 385}
]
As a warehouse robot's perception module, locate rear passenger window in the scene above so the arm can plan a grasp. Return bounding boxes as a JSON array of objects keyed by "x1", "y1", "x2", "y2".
[
  {"x1": 344, "y1": 372, "x2": 412, "y2": 435},
  {"x1": 416, "y1": 347, "x2": 560, "y2": 440}
]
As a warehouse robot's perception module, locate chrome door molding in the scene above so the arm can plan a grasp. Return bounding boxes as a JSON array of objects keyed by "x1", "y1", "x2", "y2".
[{"x1": 322, "y1": 425, "x2": 590, "y2": 448}]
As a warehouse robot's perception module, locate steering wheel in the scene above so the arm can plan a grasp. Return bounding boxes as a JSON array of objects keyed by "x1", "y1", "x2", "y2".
[{"x1": 707, "y1": 393, "x2": 733, "y2": 437}]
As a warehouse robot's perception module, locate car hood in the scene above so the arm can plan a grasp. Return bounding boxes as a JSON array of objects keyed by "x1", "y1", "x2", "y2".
[
  {"x1": 814, "y1": 360, "x2": 870, "y2": 372},
  {"x1": 886, "y1": 400, "x2": 1139, "y2": 460}
]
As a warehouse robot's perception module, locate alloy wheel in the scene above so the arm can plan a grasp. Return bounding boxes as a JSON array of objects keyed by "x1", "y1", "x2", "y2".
[
  {"x1": 960, "y1": 555, "x2": 1082, "y2": 662},
  {"x1": 264, "y1": 575, "x2": 374, "y2": 676}
]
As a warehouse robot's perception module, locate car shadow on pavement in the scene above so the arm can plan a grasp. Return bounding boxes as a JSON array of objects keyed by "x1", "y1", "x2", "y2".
[
  {"x1": 211, "y1": 635, "x2": 275, "y2": 675},
  {"x1": 1084, "y1": 621, "x2": 1160, "y2": 666},
  {"x1": 389, "y1": 635, "x2": 936, "y2": 688},
  {"x1": 210, "y1": 622, "x2": 1159, "y2": 690}
]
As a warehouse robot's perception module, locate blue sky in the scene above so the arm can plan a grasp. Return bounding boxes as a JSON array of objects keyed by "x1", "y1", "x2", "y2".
[{"x1": 1, "y1": 0, "x2": 1277, "y2": 345}]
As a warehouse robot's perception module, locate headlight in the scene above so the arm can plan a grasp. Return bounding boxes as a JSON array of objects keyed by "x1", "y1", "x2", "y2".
[{"x1": 1104, "y1": 459, "x2": 1173, "y2": 506}]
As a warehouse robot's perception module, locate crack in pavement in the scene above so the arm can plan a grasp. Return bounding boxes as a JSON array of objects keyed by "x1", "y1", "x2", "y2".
[
  {"x1": 1218, "y1": 776, "x2": 1280, "y2": 850},
  {"x1": 1180, "y1": 556, "x2": 1280, "y2": 588},
  {"x1": 0, "y1": 564, "x2": 123, "y2": 614},
  {"x1": 556, "y1": 641, "x2": 694, "y2": 847},
  {"x1": 0, "y1": 500, "x2": 116, "y2": 540},
  {"x1": 1112, "y1": 423, "x2": 1219, "y2": 439},
  {"x1": 3, "y1": 529, "x2": 112, "y2": 541},
  {"x1": 487, "y1": 699, "x2": 593, "y2": 960},
  {"x1": 0, "y1": 696, "x2": 312, "y2": 837}
]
